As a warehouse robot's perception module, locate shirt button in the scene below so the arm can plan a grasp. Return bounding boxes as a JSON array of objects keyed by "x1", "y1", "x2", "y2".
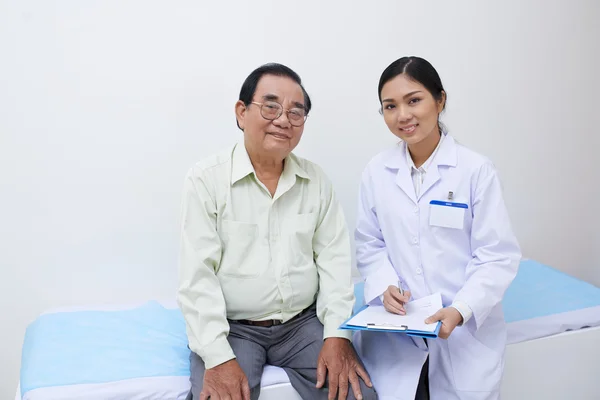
[
  {"x1": 412, "y1": 237, "x2": 418, "y2": 244},
  {"x1": 416, "y1": 267, "x2": 422, "y2": 274}
]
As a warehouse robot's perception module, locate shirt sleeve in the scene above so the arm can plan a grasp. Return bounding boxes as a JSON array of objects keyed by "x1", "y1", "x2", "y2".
[
  {"x1": 313, "y1": 171, "x2": 355, "y2": 341},
  {"x1": 450, "y1": 301, "x2": 473, "y2": 325},
  {"x1": 177, "y1": 168, "x2": 235, "y2": 369}
]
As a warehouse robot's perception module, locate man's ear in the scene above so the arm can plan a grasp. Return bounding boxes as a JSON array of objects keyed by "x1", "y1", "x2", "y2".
[{"x1": 235, "y1": 100, "x2": 247, "y2": 130}]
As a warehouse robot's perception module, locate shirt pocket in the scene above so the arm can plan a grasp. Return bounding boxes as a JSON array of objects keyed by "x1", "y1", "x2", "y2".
[
  {"x1": 218, "y1": 219, "x2": 262, "y2": 278},
  {"x1": 287, "y1": 212, "x2": 318, "y2": 266}
]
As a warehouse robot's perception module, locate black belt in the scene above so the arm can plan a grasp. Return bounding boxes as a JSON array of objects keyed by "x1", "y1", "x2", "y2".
[{"x1": 233, "y1": 303, "x2": 314, "y2": 327}]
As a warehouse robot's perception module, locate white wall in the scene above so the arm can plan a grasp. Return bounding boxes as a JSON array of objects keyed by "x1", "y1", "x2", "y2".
[{"x1": 1, "y1": 0, "x2": 599, "y2": 398}]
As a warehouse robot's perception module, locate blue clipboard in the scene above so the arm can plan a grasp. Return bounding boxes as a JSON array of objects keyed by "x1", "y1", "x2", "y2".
[{"x1": 339, "y1": 305, "x2": 442, "y2": 339}]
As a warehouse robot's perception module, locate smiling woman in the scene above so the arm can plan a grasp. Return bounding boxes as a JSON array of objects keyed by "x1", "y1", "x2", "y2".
[
  {"x1": 352, "y1": 56, "x2": 522, "y2": 400},
  {"x1": 378, "y1": 57, "x2": 447, "y2": 169}
]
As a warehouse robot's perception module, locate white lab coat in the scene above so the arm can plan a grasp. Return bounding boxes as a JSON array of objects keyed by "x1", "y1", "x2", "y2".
[{"x1": 353, "y1": 134, "x2": 521, "y2": 400}]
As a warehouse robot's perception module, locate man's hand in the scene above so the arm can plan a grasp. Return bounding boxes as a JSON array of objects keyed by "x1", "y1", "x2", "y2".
[
  {"x1": 200, "y1": 359, "x2": 251, "y2": 400},
  {"x1": 315, "y1": 337, "x2": 373, "y2": 400},
  {"x1": 425, "y1": 307, "x2": 463, "y2": 339},
  {"x1": 382, "y1": 286, "x2": 411, "y2": 315}
]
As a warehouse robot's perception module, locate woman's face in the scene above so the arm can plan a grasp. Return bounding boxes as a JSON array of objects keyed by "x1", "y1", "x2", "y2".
[{"x1": 380, "y1": 74, "x2": 445, "y2": 145}]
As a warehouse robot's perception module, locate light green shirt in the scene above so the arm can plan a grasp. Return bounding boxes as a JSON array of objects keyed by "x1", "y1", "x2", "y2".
[{"x1": 177, "y1": 141, "x2": 354, "y2": 369}]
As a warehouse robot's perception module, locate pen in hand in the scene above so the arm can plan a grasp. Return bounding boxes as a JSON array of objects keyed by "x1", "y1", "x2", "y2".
[
  {"x1": 398, "y1": 280, "x2": 410, "y2": 315},
  {"x1": 383, "y1": 281, "x2": 411, "y2": 315}
]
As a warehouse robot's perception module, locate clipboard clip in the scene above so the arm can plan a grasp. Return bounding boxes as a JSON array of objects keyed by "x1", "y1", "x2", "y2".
[{"x1": 366, "y1": 323, "x2": 408, "y2": 331}]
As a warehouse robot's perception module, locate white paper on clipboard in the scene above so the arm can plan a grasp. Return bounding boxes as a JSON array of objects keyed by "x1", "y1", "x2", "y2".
[{"x1": 345, "y1": 292, "x2": 443, "y2": 332}]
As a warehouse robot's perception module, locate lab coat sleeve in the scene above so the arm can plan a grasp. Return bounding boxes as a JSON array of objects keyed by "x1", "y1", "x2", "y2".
[
  {"x1": 355, "y1": 168, "x2": 402, "y2": 305},
  {"x1": 453, "y1": 163, "x2": 521, "y2": 330},
  {"x1": 177, "y1": 169, "x2": 235, "y2": 369}
]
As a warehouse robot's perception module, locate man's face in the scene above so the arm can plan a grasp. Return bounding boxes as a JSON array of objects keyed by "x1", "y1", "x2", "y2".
[{"x1": 235, "y1": 74, "x2": 307, "y2": 159}]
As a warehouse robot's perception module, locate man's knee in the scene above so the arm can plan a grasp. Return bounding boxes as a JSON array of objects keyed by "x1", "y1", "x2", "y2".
[
  {"x1": 346, "y1": 382, "x2": 378, "y2": 400},
  {"x1": 362, "y1": 385, "x2": 378, "y2": 400},
  {"x1": 249, "y1": 386, "x2": 261, "y2": 400},
  {"x1": 188, "y1": 385, "x2": 261, "y2": 400}
]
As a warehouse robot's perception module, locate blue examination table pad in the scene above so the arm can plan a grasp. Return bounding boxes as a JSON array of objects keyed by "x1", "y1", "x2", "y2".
[{"x1": 20, "y1": 259, "x2": 600, "y2": 397}]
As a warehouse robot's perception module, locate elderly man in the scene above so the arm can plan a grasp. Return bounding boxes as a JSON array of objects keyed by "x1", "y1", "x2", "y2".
[{"x1": 178, "y1": 63, "x2": 377, "y2": 400}]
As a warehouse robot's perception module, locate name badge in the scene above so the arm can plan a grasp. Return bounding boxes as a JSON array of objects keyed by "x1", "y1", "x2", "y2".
[{"x1": 429, "y1": 200, "x2": 468, "y2": 229}]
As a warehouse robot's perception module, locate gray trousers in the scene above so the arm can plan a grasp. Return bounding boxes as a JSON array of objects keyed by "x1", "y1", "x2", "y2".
[{"x1": 187, "y1": 305, "x2": 378, "y2": 400}]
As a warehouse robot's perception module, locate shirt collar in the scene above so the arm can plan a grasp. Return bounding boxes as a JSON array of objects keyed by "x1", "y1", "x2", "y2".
[
  {"x1": 231, "y1": 140, "x2": 311, "y2": 185},
  {"x1": 405, "y1": 132, "x2": 446, "y2": 173},
  {"x1": 231, "y1": 140, "x2": 255, "y2": 185}
]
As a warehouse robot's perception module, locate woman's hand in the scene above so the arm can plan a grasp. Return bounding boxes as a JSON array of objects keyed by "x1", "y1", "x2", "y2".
[{"x1": 382, "y1": 285, "x2": 411, "y2": 315}]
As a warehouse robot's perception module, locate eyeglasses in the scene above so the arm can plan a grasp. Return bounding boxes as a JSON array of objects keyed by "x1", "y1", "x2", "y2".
[{"x1": 250, "y1": 101, "x2": 307, "y2": 127}]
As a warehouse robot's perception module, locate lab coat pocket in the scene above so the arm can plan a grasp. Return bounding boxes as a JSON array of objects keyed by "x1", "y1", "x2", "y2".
[
  {"x1": 218, "y1": 220, "x2": 261, "y2": 278},
  {"x1": 428, "y1": 200, "x2": 470, "y2": 248},
  {"x1": 447, "y1": 328, "x2": 502, "y2": 392},
  {"x1": 429, "y1": 200, "x2": 467, "y2": 229},
  {"x1": 287, "y1": 212, "x2": 317, "y2": 266}
]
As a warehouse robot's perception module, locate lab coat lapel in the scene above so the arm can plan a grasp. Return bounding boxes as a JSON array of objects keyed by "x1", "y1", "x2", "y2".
[
  {"x1": 418, "y1": 164, "x2": 441, "y2": 202},
  {"x1": 418, "y1": 135, "x2": 458, "y2": 201},
  {"x1": 385, "y1": 144, "x2": 418, "y2": 205},
  {"x1": 395, "y1": 168, "x2": 418, "y2": 205}
]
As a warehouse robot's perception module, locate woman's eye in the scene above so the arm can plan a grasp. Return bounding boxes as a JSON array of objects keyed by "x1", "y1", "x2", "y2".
[{"x1": 409, "y1": 98, "x2": 421, "y2": 105}]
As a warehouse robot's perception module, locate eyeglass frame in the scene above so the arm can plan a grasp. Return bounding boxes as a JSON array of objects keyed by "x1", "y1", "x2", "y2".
[{"x1": 249, "y1": 101, "x2": 308, "y2": 126}]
